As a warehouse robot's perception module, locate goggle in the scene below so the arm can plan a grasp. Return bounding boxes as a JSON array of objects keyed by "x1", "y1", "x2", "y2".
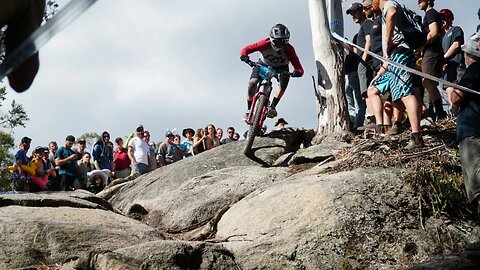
[{"x1": 272, "y1": 38, "x2": 289, "y2": 47}]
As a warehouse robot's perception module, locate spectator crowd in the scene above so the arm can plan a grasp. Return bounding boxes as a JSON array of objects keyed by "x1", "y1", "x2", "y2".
[{"x1": 8, "y1": 123, "x2": 246, "y2": 194}]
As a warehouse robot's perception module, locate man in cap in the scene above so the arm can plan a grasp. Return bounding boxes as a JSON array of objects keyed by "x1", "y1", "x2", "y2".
[
  {"x1": 52, "y1": 135, "x2": 78, "y2": 191},
  {"x1": 446, "y1": 34, "x2": 480, "y2": 213},
  {"x1": 158, "y1": 131, "x2": 181, "y2": 165},
  {"x1": 347, "y1": 2, "x2": 372, "y2": 130},
  {"x1": 127, "y1": 125, "x2": 150, "y2": 176},
  {"x1": 11, "y1": 136, "x2": 32, "y2": 191},
  {"x1": 274, "y1": 118, "x2": 289, "y2": 130}
]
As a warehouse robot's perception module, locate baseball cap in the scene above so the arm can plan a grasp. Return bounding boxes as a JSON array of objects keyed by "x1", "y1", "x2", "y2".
[
  {"x1": 461, "y1": 35, "x2": 480, "y2": 58},
  {"x1": 34, "y1": 146, "x2": 45, "y2": 153},
  {"x1": 165, "y1": 131, "x2": 174, "y2": 137},
  {"x1": 136, "y1": 124, "x2": 144, "y2": 132},
  {"x1": 66, "y1": 135, "x2": 76, "y2": 142},
  {"x1": 21, "y1": 136, "x2": 32, "y2": 144},
  {"x1": 346, "y1": 2, "x2": 363, "y2": 15}
]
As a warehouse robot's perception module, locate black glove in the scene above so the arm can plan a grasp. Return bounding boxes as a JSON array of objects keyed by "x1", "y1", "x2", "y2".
[
  {"x1": 291, "y1": 70, "x2": 302, "y2": 78},
  {"x1": 240, "y1": 55, "x2": 250, "y2": 62}
]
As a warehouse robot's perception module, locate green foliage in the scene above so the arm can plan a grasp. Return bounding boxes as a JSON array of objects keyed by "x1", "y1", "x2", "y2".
[
  {"x1": 78, "y1": 132, "x2": 100, "y2": 149},
  {"x1": 0, "y1": 87, "x2": 30, "y2": 191},
  {"x1": 417, "y1": 152, "x2": 472, "y2": 219}
]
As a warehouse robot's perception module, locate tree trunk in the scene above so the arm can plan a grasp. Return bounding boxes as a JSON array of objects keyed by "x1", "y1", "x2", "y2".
[{"x1": 309, "y1": 0, "x2": 350, "y2": 143}]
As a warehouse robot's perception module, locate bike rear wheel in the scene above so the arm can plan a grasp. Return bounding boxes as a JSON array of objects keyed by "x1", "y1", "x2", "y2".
[{"x1": 244, "y1": 94, "x2": 266, "y2": 156}]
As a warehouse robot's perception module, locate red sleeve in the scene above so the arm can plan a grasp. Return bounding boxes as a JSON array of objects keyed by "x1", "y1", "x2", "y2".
[
  {"x1": 285, "y1": 45, "x2": 304, "y2": 75},
  {"x1": 240, "y1": 38, "x2": 271, "y2": 56}
]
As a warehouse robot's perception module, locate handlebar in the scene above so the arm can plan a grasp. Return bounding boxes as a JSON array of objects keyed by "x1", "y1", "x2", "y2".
[{"x1": 242, "y1": 58, "x2": 298, "y2": 78}]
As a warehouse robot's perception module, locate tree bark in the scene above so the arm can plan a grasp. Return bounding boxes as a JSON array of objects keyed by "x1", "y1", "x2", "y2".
[{"x1": 309, "y1": 0, "x2": 350, "y2": 143}]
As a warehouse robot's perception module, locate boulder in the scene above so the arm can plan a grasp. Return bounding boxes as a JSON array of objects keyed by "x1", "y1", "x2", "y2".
[{"x1": 0, "y1": 205, "x2": 163, "y2": 269}]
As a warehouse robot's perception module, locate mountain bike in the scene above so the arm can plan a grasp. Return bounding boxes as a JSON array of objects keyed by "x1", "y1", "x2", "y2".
[{"x1": 242, "y1": 60, "x2": 293, "y2": 156}]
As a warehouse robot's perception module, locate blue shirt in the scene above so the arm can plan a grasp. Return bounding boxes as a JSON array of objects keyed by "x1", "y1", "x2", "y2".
[
  {"x1": 55, "y1": 147, "x2": 77, "y2": 177},
  {"x1": 92, "y1": 142, "x2": 113, "y2": 170}
]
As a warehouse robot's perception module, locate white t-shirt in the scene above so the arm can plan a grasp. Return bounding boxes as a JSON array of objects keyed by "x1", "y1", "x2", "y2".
[{"x1": 128, "y1": 137, "x2": 149, "y2": 165}]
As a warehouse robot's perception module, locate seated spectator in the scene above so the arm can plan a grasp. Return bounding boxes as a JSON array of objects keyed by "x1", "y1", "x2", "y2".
[
  {"x1": 233, "y1": 132, "x2": 240, "y2": 141},
  {"x1": 221, "y1": 127, "x2": 236, "y2": 144},
  {"x1": 274, "y1": 118, "x2": 288, "y2": 129},
  {"x1": 86, "y1": 169, "x2": 109, "y2": 194},
  {"x1": 158, "y1": 131, "x2": 181, "y2": 165},
  {"x1": 113, "y1": 137, "x2": 131, "y2": 178},
  {"x1": 180, "y1": 128, "x2": 195, "y2": 158},
  {"x1": 76, "y1": 152, "x2": 93, "y2": 189},
  {"x1": 29, "y1": 146, "x2": 49, "y2": 191}
]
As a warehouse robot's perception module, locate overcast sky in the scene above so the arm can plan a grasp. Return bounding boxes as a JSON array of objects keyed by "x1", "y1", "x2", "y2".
[{"x1": 3, "y1": 0, "x2": 478, "y2": 152}]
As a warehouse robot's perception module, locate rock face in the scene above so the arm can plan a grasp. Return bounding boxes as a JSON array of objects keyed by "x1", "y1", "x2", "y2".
[{"x1": 2, "y1": 129, "x2": 480, "y2": 269}]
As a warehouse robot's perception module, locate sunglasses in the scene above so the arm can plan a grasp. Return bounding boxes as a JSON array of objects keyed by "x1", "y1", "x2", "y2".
[{"x1": 363, "y1": 5, "x2": 371, "y2": 10}]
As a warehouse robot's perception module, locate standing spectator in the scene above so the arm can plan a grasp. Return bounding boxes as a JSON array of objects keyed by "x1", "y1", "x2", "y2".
[
  {"x1": 440, "y1": 9, "x2": 465, "y2": 86},
  {"x1": 11, "y1": 136, "x2": 32, "y2": 191},
  {"x1": 221, "y1": 127, "x2": 236, "y2": 144},
  {"x1": 446, "y1": 35, "x2": 480, "y2": 212},
  {"x1": 143, "y1": 130, "x2": 157, "y2": 172},
  {"x1": 74, "y1": 139, "x2": 87, "y2": 161},
  {"x1": 92, "y1": 131, "x2": 113, "y2": 171},
  {"x1": 419, "y1": 0, "x2": 447, "y2": 121},
  {"x1": 347, "y1": 2, "x2": 372, "y2": 129},
  {"x1": 193, "y1": 128, "x2": 206, "y2": 154},
  {"x1": 205, "y1": 124, "x2": 220, "y2": 150},
  {"x1": 180, "y1": 128, "x2": 195, "y2": 158},
  {"x1": 53, "y1": 135, "x2": 79, "y2": 191},
  {"x1": 158, "y1": 131, "x2": 181, "y2": 165},
  {"x1": 367, "y1": 0, "x2": 423, "y2": 149},
  {"x1": 344, "y1": 39, "x2": 362, "y2": 129},
  {"x1": 216, "y1": 128, "x2": 224, "y2": 144},
  {"x1": 128, "y1": 125, "x2": 150, "y2": 176},
  {"x1": 48, "y1": 141, "x2": 59, "y2": 171},
  {"x1": 274, "y1": 118, "x2": 288, "y2": 130},
  {"x1": 113, "y1": 137, "x2": 131, "y2": 179}
]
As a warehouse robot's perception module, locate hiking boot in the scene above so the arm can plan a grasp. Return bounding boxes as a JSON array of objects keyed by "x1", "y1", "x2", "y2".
[
  {"x1": 266, "y1": 106, "x2": 277, "y2": 118},
  {"x1": 243, "y1": 111, "x2": 250, "y2": 122},
  {"x1": 375, "y1": 124, "x2": 385, "y2": 136},
  {"x1": 404, "y1": 133, "x2": 424, "y2": 150},
  {"x1": 385, "y1": 121, "x2": 402, "y2": 136}
]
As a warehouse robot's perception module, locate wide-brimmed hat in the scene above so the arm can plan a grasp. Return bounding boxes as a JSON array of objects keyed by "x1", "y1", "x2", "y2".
[
  {"x1": 87, "y1": 169, "x2": 111, "y2": 186},
  {"x1": 182, "y1": 128, "x2": 195, "y2": 137},
  {"x1": 274, "y1": 118, "x2": 289, "y2": 127},
  {"x1": 462, "y1": 35, "x2": 480, "y2": 58}
]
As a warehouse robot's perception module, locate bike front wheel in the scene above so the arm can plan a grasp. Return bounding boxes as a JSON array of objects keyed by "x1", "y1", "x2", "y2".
[{"x1": 244, "y1": 94, "x2": 266, "y2": 156}]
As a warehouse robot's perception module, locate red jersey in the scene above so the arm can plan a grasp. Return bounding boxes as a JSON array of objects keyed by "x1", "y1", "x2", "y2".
[
  {"x1": 240, "y1": 38, "x2": 304, "y2": 76},
  {"x1": 113, "y1": 147, "x2": 130, "y2": 171}
]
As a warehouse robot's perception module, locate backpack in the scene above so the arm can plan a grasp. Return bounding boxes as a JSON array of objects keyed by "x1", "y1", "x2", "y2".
[{"x1": 398, "y1": 4, "x2": 427, "y2": 50}]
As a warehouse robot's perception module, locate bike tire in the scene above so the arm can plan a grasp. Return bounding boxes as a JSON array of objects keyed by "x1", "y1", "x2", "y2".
[{"x1": 244, "y1": 94, "x2": 266, "y2": 156}]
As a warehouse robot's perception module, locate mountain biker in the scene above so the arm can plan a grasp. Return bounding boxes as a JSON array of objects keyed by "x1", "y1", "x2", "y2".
[{"x1": 239, "y1": 23, "x2": 304, "y2": 120}]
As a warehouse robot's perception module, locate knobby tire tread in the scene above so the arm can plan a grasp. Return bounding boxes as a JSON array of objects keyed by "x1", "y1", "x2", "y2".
[{"x1": 244, "y1": 95, "x2": 266, "y2": 156}]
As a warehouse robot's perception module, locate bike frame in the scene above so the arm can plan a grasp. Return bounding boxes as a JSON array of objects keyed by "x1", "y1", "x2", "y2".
[{"x1": 245, "y1": 65, "x2": 276, "y2": 129}]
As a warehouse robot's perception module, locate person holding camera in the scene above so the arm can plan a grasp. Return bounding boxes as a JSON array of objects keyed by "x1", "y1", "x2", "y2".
[{"x1": 49, "y1": 135, "x2": 79, "y2": 191}]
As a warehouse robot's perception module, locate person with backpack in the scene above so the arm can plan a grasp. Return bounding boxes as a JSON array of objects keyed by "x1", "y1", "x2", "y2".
[
  {"x1": 418, "y1": 0, "x2": 447, "y2": 121},
  {"x1": 367, "y1": 0, "x2": 423, "y2": 149},
  {"x1": 92, "y1": 131, "x2": 113, "y2": 171}
]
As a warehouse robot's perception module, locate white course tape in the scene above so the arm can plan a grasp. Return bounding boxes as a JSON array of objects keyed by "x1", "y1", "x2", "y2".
[{"x1": 331, "y1": 32, "x2": 479, "y2": 96}]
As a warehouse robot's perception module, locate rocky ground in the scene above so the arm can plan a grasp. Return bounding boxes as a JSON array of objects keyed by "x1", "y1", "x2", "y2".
[{"x1": 3, "y1": 121, "x2": 480, "y2": 270}]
